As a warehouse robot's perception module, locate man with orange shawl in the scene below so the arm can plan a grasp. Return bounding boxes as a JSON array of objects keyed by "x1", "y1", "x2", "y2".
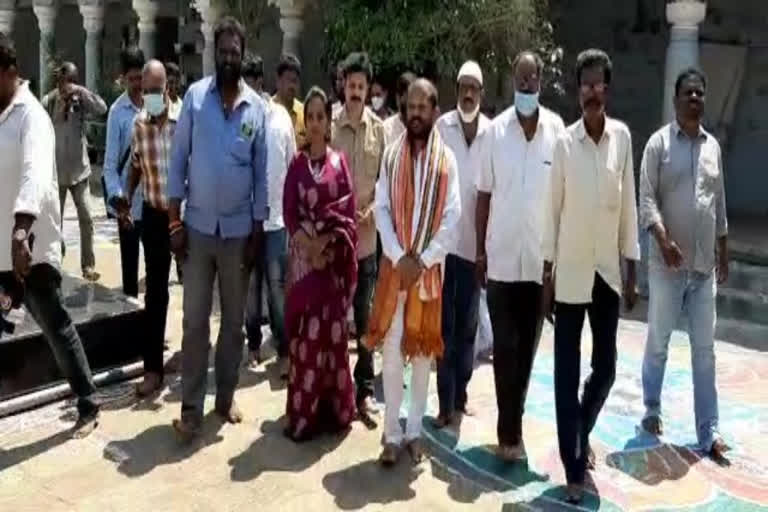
[{"x1": 365, "y1": 79, "x2": 461, "y2": 466}]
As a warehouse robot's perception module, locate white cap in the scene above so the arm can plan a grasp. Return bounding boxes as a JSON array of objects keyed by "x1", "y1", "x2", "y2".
[{"x1": 457, "y1": 60, "x2": 483, "y2": 87}]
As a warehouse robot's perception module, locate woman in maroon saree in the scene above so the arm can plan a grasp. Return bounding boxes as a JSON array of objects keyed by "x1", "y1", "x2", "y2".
[{"x1": 283, "y1": 87, "x2": 358, "y2": 441}]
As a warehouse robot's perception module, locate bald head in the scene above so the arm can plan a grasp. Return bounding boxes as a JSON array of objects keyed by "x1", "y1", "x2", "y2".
[
  {"x1": 512, "y1": 51, "x2": 543, "y2": 94},
  {"x1": 406, "y1": 78, "x2": 438, "y2": 140},
  {"x1": 142, "y1": 59, "x2": 166, "y2": 91}
]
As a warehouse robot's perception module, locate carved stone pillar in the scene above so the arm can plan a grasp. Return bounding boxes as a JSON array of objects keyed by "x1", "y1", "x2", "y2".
[
  {"x1": 272, "y1": 0, "x2": 304, "y2": 57},
  {"x1": 33, "y1": 2, "x2": 56, "y2": 96},
  {"x1": 79, "y1": 3, "x2": 105, "y2": 92},
  {"x1": 193, "y1": 0, "x2": 218, "y2": 77},
  {"x1": 0, "y1": 5, "x2": 15, "y2": 37},
  {"x1": 133, "y1": 0, "x2": 159, "y2": 59}
]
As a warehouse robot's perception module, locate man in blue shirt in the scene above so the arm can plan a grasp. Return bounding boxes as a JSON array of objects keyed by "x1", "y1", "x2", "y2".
[
  {"x1": 103, "y1": 47, "x2": 145, "y2": 297},
  {"x1": 167, "y1": 17, "x2": 268, "y2": 440}
]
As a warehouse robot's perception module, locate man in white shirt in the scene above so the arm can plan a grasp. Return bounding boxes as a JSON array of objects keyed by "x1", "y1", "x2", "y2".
[
  {"x1": 383, "y1": 71, "x2": 416, "y2": 148},
  {"x1": 432, "y1": 61, "x2": 490, "y2": 429},
  {"x1": 542, "y1": 49, "x2": 639, "y2": 503},
  {"x1": 476, "y1": 51, "x2": 566, "y2": 460},
  {"x1": 366, "y1": 79, "x2": 460, "y2": 466},
  {"x1": 244, "y1": 62, "x2": 297, "y2": 373},
  {"x1": 0, "y1": 34, "x2": 98, "y2": 437}
]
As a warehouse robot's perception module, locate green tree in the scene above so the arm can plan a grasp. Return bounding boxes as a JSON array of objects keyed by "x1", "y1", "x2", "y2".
[{"x1": 321, "y1": 0, "x2": 563, "y2": 94}]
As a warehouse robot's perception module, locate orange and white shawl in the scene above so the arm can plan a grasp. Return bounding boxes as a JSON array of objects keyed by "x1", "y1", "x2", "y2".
[{"x1": 364, "y1": 128, "x2": 450, "y2": 358}]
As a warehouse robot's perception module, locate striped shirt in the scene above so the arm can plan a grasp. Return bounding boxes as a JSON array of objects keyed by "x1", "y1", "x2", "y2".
[{"x1": 129, "y1": 111, "x2": 175, "y2": 211}]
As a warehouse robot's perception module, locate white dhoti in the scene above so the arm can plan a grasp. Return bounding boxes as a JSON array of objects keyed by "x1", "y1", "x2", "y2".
[{"x1": 382, "y1": 294, "x2": 432, "y2": 445}]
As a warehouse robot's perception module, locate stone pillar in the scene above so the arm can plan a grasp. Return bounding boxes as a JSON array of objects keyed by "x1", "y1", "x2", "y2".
[
  {"x1": 193, "y1": 0, "x2": 218, "y2": 77},
  {"x1": 662, "y1": 1, "x2": 707, "y2": 123},
  {"x1": 0, "y1": 7, "x2": 15, "y2": 37},
  {"x1": 273, "y1": 0, "x2": 304, "y2": 57},
  {"x1": 133, "y1": 0, "x2": 159, "y2": 59},
  {"x1": 79, "y1": 4, "x2": 105, "y2": 93},
  {"x1": 34, "y1": 3, "x2": 56, "y2": 97}
]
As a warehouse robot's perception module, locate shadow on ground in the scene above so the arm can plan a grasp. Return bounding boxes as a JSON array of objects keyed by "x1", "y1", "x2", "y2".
[
  {"x1": 228, "y1": 417, "x2": 348, "y2": 482},
  {"x1": 102, "y1": 411, "x2": 224, "y2": 477}
]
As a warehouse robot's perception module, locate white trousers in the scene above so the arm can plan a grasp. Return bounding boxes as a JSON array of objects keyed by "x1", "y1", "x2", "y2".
[{"x1": 382, "y1": 295, "x2": 432, "y2": 445}]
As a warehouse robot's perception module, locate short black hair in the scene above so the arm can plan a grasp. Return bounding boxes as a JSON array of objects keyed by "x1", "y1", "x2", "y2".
[
  {"x1": 512, "y1": 50, "x2": 545, "y2": 76},
  {"x1": 396, "y1": 71, "x2": 417, "y2": 97},
  {"x1": 409, "y1": 78, "x2": 438, "y2": 108},
  {"x1": 214, "y1": 16, "x2": 246, "y2": 53},
  {"x1": 575, "y1": 48, "x2": 612, "y2": 86},
  {"x1": 342, "y1": 52, "x2": 373, "y2": 82},
  {"x1": 243, "y1": 55, "x2": 264, "y2": 81},
  {"x1": 372, "y1": 75, "x2": 387, "y2": 89},
  {"x1": 277, "y1": 53, "x2": 301, "y2": 77},
  {"x1": 675, "y1": 67, "x2": 707, "y2": 97},
  {"x1": 120, "y1": 46, "x2": 145, "y2": 74},
  {"x1": 0, "y1": 32, "x2": 15, "y2": 71},
  {"x1": 165, "y1": 61, "x2": 181, "y2": 80}
]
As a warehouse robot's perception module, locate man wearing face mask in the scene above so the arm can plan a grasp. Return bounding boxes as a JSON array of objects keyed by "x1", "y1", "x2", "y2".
[
  {"x1": 432, "y1": 61, "x2": 491, "y2": 429},
  {"x1": 167, "y1": 17, "x2": 268, "y2": 440},
  {"x1": 542, "y1": 49, "x2": 639, "y2": 503},
  {"x1": 126, "y1": 60, "x2": 176, "y2": 397},
  {"x1": 476, "y1": 51, "x2": 566, "y2": 461},
  {"x1": 383, "y1": 71, "x2": 415, "y2": 147},
  {"x1": 331, "y1": 51, "x2": 386, "y2": 425},
  {"x1": 370, "y1": 77, "x2": 393, "y2": 119}
]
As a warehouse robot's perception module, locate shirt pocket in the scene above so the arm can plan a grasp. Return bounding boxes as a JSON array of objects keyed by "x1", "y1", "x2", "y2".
[
  {"x1": 598, "y1": 161, "x2": 622, "y2": 212},
  {"x1": 697, "y1": 154, "x2": 719, "y2": 209},
  {"x1": 230, "y1": 136, "x2": 252, "y2": 166}
]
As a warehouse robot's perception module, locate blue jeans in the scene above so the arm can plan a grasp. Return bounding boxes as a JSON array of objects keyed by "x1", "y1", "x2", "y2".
[
  {"x1": 642, "y1": 266, "x2": 719, "y2": 450},
  {"x1": 245, "y1": 229, "x2": 287, "y2": 356},
  {"x1": 437, "y1": 254, "x2": 480, "y2": 417}
]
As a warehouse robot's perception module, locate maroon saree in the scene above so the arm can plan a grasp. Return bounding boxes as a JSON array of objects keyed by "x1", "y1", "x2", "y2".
[{"x1": 283, "y1": 148, "x2": 358, "y2": 441}]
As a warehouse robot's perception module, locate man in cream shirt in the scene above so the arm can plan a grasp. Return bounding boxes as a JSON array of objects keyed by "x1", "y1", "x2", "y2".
[{"x1": 542, "y1": 49, "x2": 639, "y2": 504}]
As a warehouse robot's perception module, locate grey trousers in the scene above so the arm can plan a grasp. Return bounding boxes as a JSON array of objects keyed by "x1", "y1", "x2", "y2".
[
  {"x1": 180, "y1": 227, "x2": 249, "y2": 425},
  {"x1": 59, "y1": 178, "x2": 95, "y2": 272}
]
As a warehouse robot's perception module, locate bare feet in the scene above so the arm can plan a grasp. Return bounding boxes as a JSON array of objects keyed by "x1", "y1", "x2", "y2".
[
  {"x1": 406, "y1": 438, "x2": 425, "y2": 464},
  {"x1": 642, "y1": 415, "x2": 664, "y2": 436},
  {"x1": 431, "y1": 414, "x2": 453, "y2": 429},
  {"x1": 172, "y1": 418, "x2": 201, "y2": 443},
  {"x1": 710, "y1": 438, "x2": 731, "y2": 462},
  {"x1": 586, "y1": 444, "x2": 596, "y2": 470},
  {"x1": 496, "y1": 444, "x2": 525, "y2": 462},
  {"x1": 357, "y1": 396, "x2": 380, "y2": 429},
  {"x1": 248, "y1": 349, "x2": 263, "y2": 368},
  {"x1": 71, "y1": 413, "x2": 99, "y2": 439},
  {"x1": 215, "y1": 402, "x2": 244, "y2": 424},
  {"x1": 456, "y1": 404, "x2": 475, "y2": 417},
  {"x1": 379, "y1": 443, "x2": 400, "y2": 467},
  {"x1": 278, "y1": 357, "x2": 290, "y2": 380},
  {"x1": 565, "y1": 483, "x2": 584, "y2": 504},
  {"x1": 135, "y1": 372, "x2": 163, "y2": 397},
  {"x1": 82, "y1": 267, "x2": 100, "y2": 282}
]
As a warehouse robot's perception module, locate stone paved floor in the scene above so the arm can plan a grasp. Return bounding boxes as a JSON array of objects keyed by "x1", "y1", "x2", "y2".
[{"x1": 0, "y1": 192, "x2": 766, "y2": 511}]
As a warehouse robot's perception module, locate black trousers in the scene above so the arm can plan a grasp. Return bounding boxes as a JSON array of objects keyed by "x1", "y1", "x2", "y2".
[
  {"x1": 139, "y1": 204, "x2": 171, "y2": 376},
  {"x1": 487, "y1": 281, "x2": 543, "y2": 447},
  {"x1": 23, "y1": 264, "x2": 98, "y2": 418},
  {"x1": 353, "y1": 254, "x2": 377, "y2": 404},
  {"x1": 554, "y1": 273, "x2": 619, "y2": 485},
  {"x1": 118, "y1": 221, "x2": 142, "y2": 298}
]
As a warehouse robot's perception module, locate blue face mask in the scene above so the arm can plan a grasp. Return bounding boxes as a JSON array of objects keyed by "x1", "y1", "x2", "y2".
[
  {"x1": 514, "y1": 91, "x2": 539, "y2": 118},
  {"x1": 143, "y1": 93, "x2": 166, "y2": 117}
]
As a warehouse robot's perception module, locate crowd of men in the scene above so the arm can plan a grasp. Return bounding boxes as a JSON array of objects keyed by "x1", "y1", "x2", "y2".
[{"x1": 0, "y1": 13, "x2": 731, "y2": 504}]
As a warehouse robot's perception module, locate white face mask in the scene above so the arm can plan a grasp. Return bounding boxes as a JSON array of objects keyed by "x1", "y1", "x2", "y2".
[
  {"x1": 458, "y1": 102, "x2": 479, "y2": 123},
  {"x1": 371, "y1": 96, "x2": 385, "y2": 111}
]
